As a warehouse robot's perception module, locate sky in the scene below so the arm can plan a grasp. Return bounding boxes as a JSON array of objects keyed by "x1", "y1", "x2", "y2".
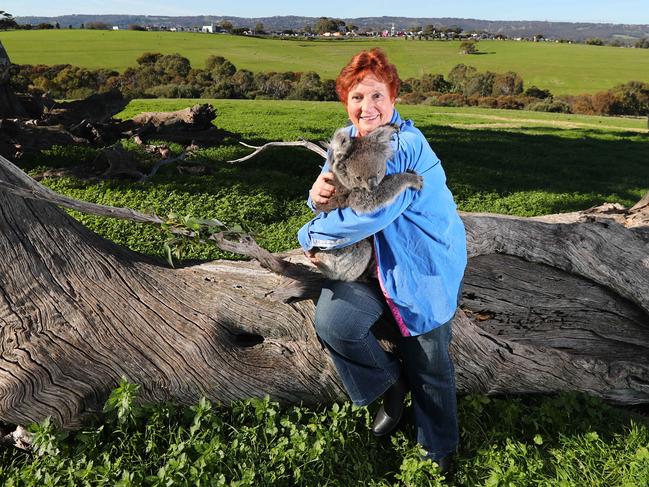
[{"x1": 4, "y1": 0, "x2": 649, "y2": 25}]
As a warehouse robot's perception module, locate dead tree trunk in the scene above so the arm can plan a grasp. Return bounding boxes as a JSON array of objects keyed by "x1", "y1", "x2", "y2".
[{"x1": 0, "y1": 154, "x2": 648, "y2": 427}]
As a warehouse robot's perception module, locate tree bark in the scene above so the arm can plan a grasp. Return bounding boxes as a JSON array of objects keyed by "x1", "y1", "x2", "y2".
[{"x1": 0, "y1": 152, "x2": 648, "y2": 427}]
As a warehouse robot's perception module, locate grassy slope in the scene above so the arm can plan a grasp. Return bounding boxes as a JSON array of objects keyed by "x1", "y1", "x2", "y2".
[{"x1": 1, "y1": 29, "x2": 649, "y2": 95}]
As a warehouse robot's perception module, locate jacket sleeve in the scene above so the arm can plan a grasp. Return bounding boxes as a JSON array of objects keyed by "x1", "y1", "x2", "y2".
[{"x1": 298, "y1": 186, "x2": 418, "y2": 250}]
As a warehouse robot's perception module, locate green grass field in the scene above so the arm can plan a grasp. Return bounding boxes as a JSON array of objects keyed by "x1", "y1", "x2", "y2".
[
  {"x1": 21, "y1": 99, "x2": 647, "y2": 262},
  {"x1": 6, "y1": 99, "x2": 649, "y2": 485},
  {"x1": 1, "y1": 29, "x2": 648, "y2": 95}
]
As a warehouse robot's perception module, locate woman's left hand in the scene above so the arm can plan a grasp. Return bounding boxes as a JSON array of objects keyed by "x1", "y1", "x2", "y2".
[{"x1": 304, "y1": 250, "x2": 320, "y2": 266}]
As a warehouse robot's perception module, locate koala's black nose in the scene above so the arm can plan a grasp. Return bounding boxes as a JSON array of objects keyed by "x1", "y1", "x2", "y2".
[{"x1": 367, "y1": 176, "x2": 378, "y2": 190}]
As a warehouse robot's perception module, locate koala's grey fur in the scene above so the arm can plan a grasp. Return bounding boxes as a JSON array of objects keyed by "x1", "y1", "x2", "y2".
[{"x1": 313, "y1": 124, "x2": 423, "y2": 281}]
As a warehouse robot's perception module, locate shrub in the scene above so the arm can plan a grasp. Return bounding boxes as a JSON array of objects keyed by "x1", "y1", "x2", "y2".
[
  {"x1": 435, "y1": 93, "x2": 467, "y2": 107},
  {"x1": 288, "y1": 71, "x2": 323, "y2": 101},
  {"x1": 463, "y1": 71, "x2": 496, "y2": 97},
  {"x1": 492, "y1": 72, "x2": 524, "y2": 96},
  {"x1": 136, "y1": 52, "x2": 163, "y2": 65},
  {"x1": 257, "y1": 73, "x2": 294, "y2": 99},
  {"x1": 230, "y1": 69, "x2": 255, "y2": 98},
  {"x1": 527, "y1": 99, "x2": 571, "y2": 113},
  {"x1": 66, "y1": 87, "x2": 96, "y2": 99},
  {"x1": 585, "y1": 38, "x2": 604, "y2": 46},
  {"x1": 459, "y1": 40, "x2": 478, "y2": 54},
  {"x1": 448, "y1": 63, "x2": 477, "y2": 93},
  {"x1": 494, "y1": 95, "x2": 527, "y2": 110},
  {"x1": 86, "y1": 21, "x2": 110, "y2": 30},
  {"x1": 321, "y1": 79, "x2": 339, "y2": 101},
  {"x1": 635, "y1": 38, "x2": 649, "y2": 49},
  {"x1": 155, "y1": 53, "x2": 191, "y2": 80},
  {"x1": 610, "y1": 81, "x2": 649, "y2": 115},
  {"x1": 525, "y1": 86, "x2": 552, "y2": 99},
  {"x1": 475, "y1": 96, "x2": 498, "y2": 108},
  {"x1": 205, "y1": 55, "x2": 227, "y2": 71},
  {"x1": 399, "y1": 92, "x2": 426, "y2": 104},
  {"x1": 203, "y1": 80, "x2": 236, "y2": 99},
  {"x1": 211, "y1": 60, "x2": 237, "y2": 81},
  {"x1": 420, "y1": 73, "x2": 451, "y2": 93},
  {"x1": 569, "y1": 94, "x2": 595, "y2": 115},
  {"x1": 591, "y1": 91, "x2": 623, "y2": 115},
  {"x1": 146, "y1": 83, "x2": 201, "y2": 98}
]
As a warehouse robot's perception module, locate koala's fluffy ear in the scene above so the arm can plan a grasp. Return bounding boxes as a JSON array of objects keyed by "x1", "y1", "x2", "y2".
[
  {"x1": 368, "y1": 123, "x2": 398, "y2": 146},
  {"x1": 330, "y1": 128, "x2": 352, "y2": 161}
]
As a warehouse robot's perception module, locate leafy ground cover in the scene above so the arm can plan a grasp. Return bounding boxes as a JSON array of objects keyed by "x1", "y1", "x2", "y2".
[
  {"x1": 0, "y1": 381, "x2": 647, "y2": 486},
  {"x1": 8, "y1": 99, "x2": 649, "y2": 485},
  {"x1": 1, "y1": 30, "x2": 649, "y2": 95}
]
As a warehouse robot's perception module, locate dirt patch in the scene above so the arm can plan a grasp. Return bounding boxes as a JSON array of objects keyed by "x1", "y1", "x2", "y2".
[{"x1": 440, "y1": 113, "x2": 647, "y2": 133}]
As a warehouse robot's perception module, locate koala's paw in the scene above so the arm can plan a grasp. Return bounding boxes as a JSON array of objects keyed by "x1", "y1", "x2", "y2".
[{"x1": 406, "y1": 171, "x2": 424, "y2": 190}]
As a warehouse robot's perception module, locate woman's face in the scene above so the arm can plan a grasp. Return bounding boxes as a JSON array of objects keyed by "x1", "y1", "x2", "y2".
[{"x1": 346, "y1": 74, "x2": 395, "y2": 137}]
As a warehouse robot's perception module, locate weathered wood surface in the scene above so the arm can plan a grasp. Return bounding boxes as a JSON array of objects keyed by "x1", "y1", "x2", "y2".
[
  {"x1": 44, "y1": 89, "x2": 129, "y2": 127},
  {"x1": 131, "y1": 103, "x2": 216, "y2": 131},
  {"x1": 0, "y1": 150, "x2": 648, "y2": 427}
]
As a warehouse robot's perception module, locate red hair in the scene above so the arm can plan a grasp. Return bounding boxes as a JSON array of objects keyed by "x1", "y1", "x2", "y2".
[{"x1": 335, "y1": 48, "x2": 401, "y2": 104}]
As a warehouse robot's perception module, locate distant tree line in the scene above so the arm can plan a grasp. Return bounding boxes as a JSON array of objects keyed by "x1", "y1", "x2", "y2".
[
  {"x1": 0, "y1": 11, "x2": 18, "y2": 30},
  {"x1": 10, "y1": 53, "x2": 649, "y2": 117},
  {"x1": 11, "y1": 53, "x2": 338, "y2": 102},
  {"x1": 582, "y1": 37, "x2": 649, "y2": 48},
  {"x1": 399, "y1": 64, "x2": 649, "y2": 116}
]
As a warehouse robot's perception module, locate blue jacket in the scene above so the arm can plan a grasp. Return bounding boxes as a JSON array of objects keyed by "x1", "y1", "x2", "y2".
[{"x1": 297, "y1": 110, "x2": 467, "y2": 336}]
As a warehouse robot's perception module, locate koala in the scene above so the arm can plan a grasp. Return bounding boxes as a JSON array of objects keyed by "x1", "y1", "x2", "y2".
[{"x1": 312, "y1": 124, "x2": 424, "y2": 281}]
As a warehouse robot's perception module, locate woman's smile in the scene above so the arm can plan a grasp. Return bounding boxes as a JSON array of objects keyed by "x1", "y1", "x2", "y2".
[{"x1": 346, "y1": 74, "x2": 395, "y2": 136}]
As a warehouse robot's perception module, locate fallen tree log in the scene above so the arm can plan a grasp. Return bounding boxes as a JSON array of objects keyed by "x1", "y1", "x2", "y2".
[
  {"x1": 0, "y1": 44, "x2": 230, "y2": 163},
  {"x1": 0, "y1": 151, "x2": 648, "y2": 428},
  {"x1": 131, "y1": 103, "x2": 216, "y2": 131}
]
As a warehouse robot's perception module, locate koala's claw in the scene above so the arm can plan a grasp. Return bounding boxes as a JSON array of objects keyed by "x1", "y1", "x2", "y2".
[{"x1": 408, "y1": 173, "x2": 424, "y2": 190}]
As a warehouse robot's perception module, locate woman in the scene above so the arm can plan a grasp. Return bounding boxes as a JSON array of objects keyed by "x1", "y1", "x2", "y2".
[{"x1": 297, "y1": 48, "x2": 466, "y2": 473}]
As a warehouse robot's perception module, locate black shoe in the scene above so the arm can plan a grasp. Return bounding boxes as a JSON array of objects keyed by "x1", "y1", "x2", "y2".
[{"x1": 371, "y1": 375, "x2": 408, "y2": 437}]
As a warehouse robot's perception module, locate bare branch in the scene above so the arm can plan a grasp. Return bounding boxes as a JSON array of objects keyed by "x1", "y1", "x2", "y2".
[
  {"x1": 0, "y1": 154, "x2": 163, "y2": 224},
  {"x1": 227, "y1": 139, "x2": 327, "y2": 163},
  {"x1": 630, "y1": 190, "x2": 649, "y2": 212},
  {"x1": 0, "y1": 153, "x2": 316, "y2": 296},
  {"x1": 0, "y1": 176, "x2": 164, "y2": 224},
  {"x1": 132, "y1": 138, "x2": 201, "y2": 182},
  {"x1": 139, "y1": 152, "x2": 188, "y2": 182}
]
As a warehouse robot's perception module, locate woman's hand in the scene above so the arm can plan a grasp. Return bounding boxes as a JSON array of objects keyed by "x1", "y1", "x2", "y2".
[
  {"x1": 310, "y1": 172, "x2": 336, "y2": 206},
  {"x1": 304, "y1": 249, "x2": 321, "y2": 266}
]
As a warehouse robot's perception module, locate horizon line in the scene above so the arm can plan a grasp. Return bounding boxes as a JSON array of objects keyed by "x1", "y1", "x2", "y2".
[{"x1": 10, "y1": 13, "x2": 649, "y2": 27}]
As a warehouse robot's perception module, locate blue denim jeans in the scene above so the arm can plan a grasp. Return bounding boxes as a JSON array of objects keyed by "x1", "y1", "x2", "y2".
[{"x1": 314, "y1": 279, "x2": 459, "y2": 460}]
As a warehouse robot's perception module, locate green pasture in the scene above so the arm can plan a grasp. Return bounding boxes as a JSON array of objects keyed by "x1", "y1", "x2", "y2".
[
  {"x1": 22, "y1": 98, "x2": 648, "y2": 262},
  {"x1": 1, "y1": 29, "x2": 649, "y2": 95},
  {"x1": 7, "y1": 99, "x2": 649, "y2": 484}
]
